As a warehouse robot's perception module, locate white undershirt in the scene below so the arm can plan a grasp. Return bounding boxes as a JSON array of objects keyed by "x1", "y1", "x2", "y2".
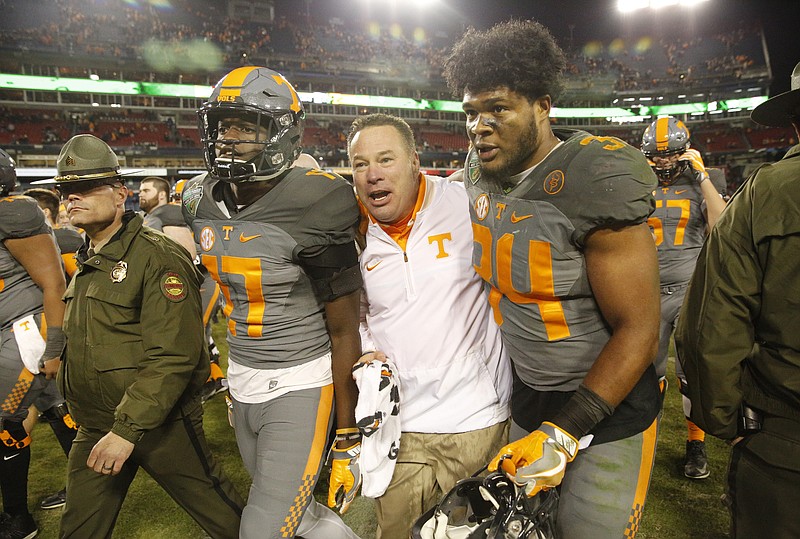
[{"x1": 226, "y1": 352, "x2": 333, "y2": 403}]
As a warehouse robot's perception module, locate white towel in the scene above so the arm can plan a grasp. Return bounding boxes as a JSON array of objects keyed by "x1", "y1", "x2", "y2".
[
  {"x1": 353, "y1": 360, "x2": 401, "y2": 498},
  {"x1": 12, "y1": 314, "x2": 45, "y2": 375}
]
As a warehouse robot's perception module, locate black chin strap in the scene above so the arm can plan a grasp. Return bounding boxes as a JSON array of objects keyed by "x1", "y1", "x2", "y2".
[{"x1": 212, "y1": 181, "x2": 240, "y2": 215}]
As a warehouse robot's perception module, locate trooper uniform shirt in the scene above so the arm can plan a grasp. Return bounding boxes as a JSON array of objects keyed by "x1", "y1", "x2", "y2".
[
  {"x1": 59, "y1": 211, "x2": 208, "y2": 442},
  {"x1": 463, "y1": 129, "x2": 661, "y2": 444},
  {"x1": 182, "y1": 167, "x2": 360, "y2": 371}
]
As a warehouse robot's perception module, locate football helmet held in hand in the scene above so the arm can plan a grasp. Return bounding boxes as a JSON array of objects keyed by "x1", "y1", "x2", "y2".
[
  {"x1": 411, "y1": 471, "x2": 558, "y2": 539},
  {"x1": 489, "y1": 422, "x2": 578, "y2": 498}
]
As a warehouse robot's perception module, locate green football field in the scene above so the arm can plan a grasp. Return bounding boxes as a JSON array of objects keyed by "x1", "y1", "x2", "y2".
[{"x1": 24, "y1": 325, "x2": 731, "y2": 538}]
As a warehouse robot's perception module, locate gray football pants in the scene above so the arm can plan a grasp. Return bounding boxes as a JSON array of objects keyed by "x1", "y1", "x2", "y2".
[
  {"x1": 655, "y1": 285, "x2": 688, "y2": 380},
  {"x1": 656, "y1": 286, "x2": 697, "y2": 418},
  {"x1": 511, "y1": 418, "x2": 659, "y2": 538},
  {"x1": 231, "y1": 384, "x2": 360, "y2": 539}
]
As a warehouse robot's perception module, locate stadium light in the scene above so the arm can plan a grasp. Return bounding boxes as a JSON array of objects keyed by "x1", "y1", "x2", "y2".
[
  {"x1": 652, "y1": 0, "x2": 679, "y2": 9},
  {"x1": 617, "y1": 0, "x2": 649, "y2": 13},
  {"x1": 618, "y1": 0, "x2": 709, "y2": 13}
]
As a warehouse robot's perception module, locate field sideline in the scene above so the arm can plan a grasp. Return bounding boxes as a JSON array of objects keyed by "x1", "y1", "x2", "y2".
[{"x1": 23, "y1": 324, "x2": 731, "y2": 538}]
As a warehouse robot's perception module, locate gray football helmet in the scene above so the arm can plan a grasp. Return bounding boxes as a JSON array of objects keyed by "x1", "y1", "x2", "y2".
[
  {"x1": 0, "y1": 148, "x2": 17, "y2": 196},
  {"x1": 411, "y1": 472, "x2": 558, "y2": 539},
  {"x1": 198, "y1": 66, "x2": 305, "y2": 182},
  {"x1": 641, "y1": 116, "x2": 691, "y2": 183}
]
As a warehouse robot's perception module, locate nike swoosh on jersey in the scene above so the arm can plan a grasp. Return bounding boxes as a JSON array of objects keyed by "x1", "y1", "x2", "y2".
[
  {"x1": 675, "y1": 189, "x2": 688, "y2": 195},
  {"x1": 239, "y1": 233, "x2": 261, "y2": 242},
  {"x1": 365, "y1": 259, "x2": 382, "y2": 271},
  {"x1": 510, "y1": 212, "x2": 533, "y2": 223},
  {"x1": 3, "y1": 453, "x2": 21, "y2": 461}
]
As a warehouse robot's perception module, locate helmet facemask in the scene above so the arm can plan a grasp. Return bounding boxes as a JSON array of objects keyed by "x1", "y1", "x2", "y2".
[
  {"x1": 411, "y1": 472, "x2": 558, "y2": 539},
  {"x1": 198, "y1": 67, "x2": 305, "y2": 183},
  {"x1": 641, "y1": 116, "x2": 691, "y2": 185},
  {"x1": 199, "y1": 106, "x2": 303, "y2": 183},
  {"x1": 643, "y1": 147, "x2": 690, "y2": 185}
]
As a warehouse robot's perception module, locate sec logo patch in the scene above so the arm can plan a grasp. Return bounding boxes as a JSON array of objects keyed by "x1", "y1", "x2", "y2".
[
  {"x1": 199, "y1": 227, "x2": 215, "y2": 252},
  {"x1": 474, "y1": 193, "x2": 490, "y2": 221},
  {"x1": 161, "y1": 272, "x2": 187, "y2": 302}
]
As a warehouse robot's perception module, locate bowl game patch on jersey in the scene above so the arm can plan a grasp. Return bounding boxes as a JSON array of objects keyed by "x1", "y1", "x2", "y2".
[{"x1": 182, "y1": 180, "x2": 204, "y2": 217}]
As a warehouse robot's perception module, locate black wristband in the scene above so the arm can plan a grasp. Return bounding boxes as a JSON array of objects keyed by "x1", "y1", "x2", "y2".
[{"x1": 550, "y1": 384, "x2": 615, "y2": 440}]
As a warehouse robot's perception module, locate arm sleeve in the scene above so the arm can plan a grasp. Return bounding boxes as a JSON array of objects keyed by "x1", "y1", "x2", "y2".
[
  {"x1": 294, "y1": 178, "x2": 362, "y2": 302},
  {"x1": 157, "y1": 204, "x2": 191, "y2": 228},
  {"x1": 112, "y1": 244, "x2": 206, "y2": 440}
]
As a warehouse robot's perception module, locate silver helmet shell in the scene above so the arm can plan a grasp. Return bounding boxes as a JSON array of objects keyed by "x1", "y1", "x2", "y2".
[
  {"x1": 198, "y1": 66, "x2": 305, "y2": 182},
  {"x1": 641, "y1": 116, "x2": 691, "y2": 182}
]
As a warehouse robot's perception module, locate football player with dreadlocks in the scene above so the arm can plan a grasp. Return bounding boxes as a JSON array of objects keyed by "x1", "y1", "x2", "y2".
[
  {"x1": 641, "y1": 116, "x2": 727, "y2": 479},
  {"x1": 182, "y1": 66, "x2": 362, "y2": 539}
]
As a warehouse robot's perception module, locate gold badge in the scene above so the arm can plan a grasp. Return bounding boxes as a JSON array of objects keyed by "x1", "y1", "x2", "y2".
[
  {"x1": 65, "y1": 155, "x2": 75, "y2": 167},
  {"x1": 110, "y1": 261, "x2": 128, "y2": 283}
]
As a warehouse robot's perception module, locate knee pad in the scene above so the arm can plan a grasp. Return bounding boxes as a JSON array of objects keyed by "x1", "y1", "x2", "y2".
[
  {"x1": 42, "y1": 403, "x2": 77, "y2": 430},
  {"x1": 0, "y1": 419, "x2": 31, "y2": 454}
]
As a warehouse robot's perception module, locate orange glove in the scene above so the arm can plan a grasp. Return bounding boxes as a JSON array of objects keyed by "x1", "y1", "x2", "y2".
[
  {"x1": 488, "y1": 422, "x2": 579, "y2": 497},
  {"x1": 327, "y1": 429, "x2": 362, "y2": 514},
  {"x1": 679, "y1": 148, "x2": 708, "y2": 182}
]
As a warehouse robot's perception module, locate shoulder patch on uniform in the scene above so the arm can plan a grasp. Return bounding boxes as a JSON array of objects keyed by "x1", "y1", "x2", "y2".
[
  {"x1": 543, "y1": 170, "x2": 565, "y2": 195},
  {"x1": 182, "y1": 180, "x2": 204, "y2": 217},
  {"x1": 466, "y1": 150, "x2": 482, "y2": 185},
  {"x1": 160, "y1": 271, "x2": 187, "y2": 302}
]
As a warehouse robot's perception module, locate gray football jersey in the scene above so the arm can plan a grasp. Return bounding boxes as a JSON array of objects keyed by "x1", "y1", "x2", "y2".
[
  {"x1": 463, "y1": 130, "x2": 657, "y2": 391},
  {"x1": 183, "y1": 168, "x2": 359, "y2": 369},
  {"x1": 0, "y1": 196, "x2": 51, "y2": 328},
  {"x1": 649, "y1": 167, "x2": 709, "y2": 286},
  {"x1": 143, "y1": 203, "x2": 187, "y2": 232}
]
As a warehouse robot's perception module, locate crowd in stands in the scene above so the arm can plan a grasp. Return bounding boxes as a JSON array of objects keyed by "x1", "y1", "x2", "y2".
[
  {"x1": 0, "y1": 0, "x2": 767, "y2": 93},
  {"x1": 576, "y1": 22, "x2": 766, "y2": 93},
  {"x1": 3, "y1": 100, "x2": 794, "y2": 195},
  {"x1": 0, "y1": 0, "x2": 786, "y2": 197}
]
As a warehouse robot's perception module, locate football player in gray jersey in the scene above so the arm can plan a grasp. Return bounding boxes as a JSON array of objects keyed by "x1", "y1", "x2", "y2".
[
  {"x1": 641, "y1": 116, "x2": 727, "y2": 480},
  {"x1": 184, "y1": 67, "x2": 362, "y2": 539},
  {"x1": 1, "y1": 149, "x2": 67, "y2": 539},
  {"x1": 445, "y1": 20, "x2": 661, "y2": 537}
]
